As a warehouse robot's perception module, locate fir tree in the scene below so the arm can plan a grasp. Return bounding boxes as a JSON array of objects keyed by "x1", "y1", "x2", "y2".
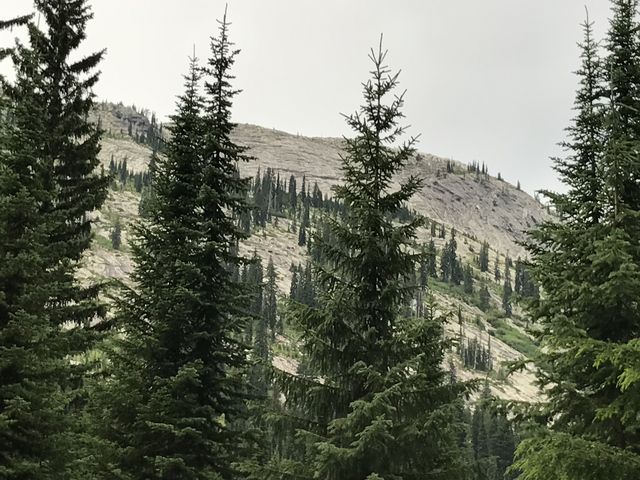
[
  {"x1": 441, "y1": 229, "x2": 460, "y2": 283},
  {"x1": 0, "y1": 2, "x2": 108, "y2": 477},
  {"x1": 110, "y1": 218, "x2": 122, "y2": 250},
  {"x1": 98, "y1": 11, "x2": 253, "y2": 477},
  {"x1": 502, "y1": 277, "x2": 513, "y2": 318},
  {"x1": 288, "y1": 174, "x2": 297, "y2": 211},
  {"x1": 471, "y1": 384, "x2": 517, "y2": 479},
  {"x1": 266, "y1": 39, "x2": 469, "y2": 479},
  {"x1": 463, "y1": 264, "x2": 474, "y2": 294},
  {"x1": 297, "y1": 223, "x2": 306, "y2": 246},
  {"x1": 263, "y1": 256, "x2": 279, "y2": 337},
  {"x1": 289, "y1": 264, "x2": 299, "y2": 300},
  {"x1": 513, "y1": 5, "x2": 640, "y2": 477},
  {"x1": 425, "y1": 238, "x2": 438, "y2": 277},
  {"x1": 479, "y1": 241, "x2": 490, "y2": 272},
  {"x1": 478, "y1": 283, "x2": 491, "y2": 312}
]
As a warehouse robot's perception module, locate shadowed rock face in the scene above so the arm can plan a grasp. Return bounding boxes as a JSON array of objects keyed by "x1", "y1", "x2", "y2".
[{"x1": 87, "y1": 103, "x2": 546, "y2": 402}]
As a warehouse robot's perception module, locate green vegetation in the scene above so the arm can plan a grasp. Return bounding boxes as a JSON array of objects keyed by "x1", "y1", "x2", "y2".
[
  {"x1": 3, "y1": 1, "x2": 639, "y2": 479},
  {"x1": 487, "y1": 315, "x2": 537, "y2": 358},
  {"x1": 513, "y1": 2, "x2": 640, "y2": 477}
]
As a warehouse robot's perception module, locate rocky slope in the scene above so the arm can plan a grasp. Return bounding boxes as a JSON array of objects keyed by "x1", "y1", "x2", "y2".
[{"x1": 86, "y1": 102, "x2": 546, "y2": 402}]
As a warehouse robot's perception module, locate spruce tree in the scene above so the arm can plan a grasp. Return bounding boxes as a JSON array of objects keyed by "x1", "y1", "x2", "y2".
[
  {"x1": 0, "y1": 2, "x2": 108, "y2": 477},
  {"x1": 478, "y1": 283, "x2": 491, "y2": 312},
  {"x1": 502, "y1": 277, "x2": 513, "y2": 318},
  {"x1": 425, "y1": 238, "x2": 438, "y2": 277},
  {"x1": 266, "y1": 39, "x2": 469, "y2": 479},
  {"x1": 264, "y1": 256, "x2": 279, "y2": 337},
  {"x1": 471, "y1": 385, "x2": 517, "y2": 480},
  {"x1": 514, "y1": 5, "x2": 640, "y2": 478},
  {"x1": 98, "y1": 12, "x2": 253, "y2": 477},
  {"x1": 463, "y1": 264, "x2": 474, "y2": 294},
  {"x1": 111, "y1": 218, "x2": 122, "y2": 250},
  {"x1": 479, "y1": 241, "x2": 490, "y2": 272}
]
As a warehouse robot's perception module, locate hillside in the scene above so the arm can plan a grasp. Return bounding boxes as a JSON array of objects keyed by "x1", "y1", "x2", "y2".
[{"x1": 87, "y1": 102, "x2": 547, "y2": 402}]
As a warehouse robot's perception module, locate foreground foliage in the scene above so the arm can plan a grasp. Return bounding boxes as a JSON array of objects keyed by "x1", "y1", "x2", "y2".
[{"x1": 515, "y1": 2, "x2": 640, "y2": 478}]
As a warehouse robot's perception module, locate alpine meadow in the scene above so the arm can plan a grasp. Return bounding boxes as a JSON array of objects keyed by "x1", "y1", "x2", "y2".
[{"x1": 1, "y1": 1, "x2": 640, "y2": 480}]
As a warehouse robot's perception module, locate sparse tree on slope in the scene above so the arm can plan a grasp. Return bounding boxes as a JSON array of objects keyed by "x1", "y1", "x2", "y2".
[
  {"x1": 263, "y1": 256, "x2": 279, "y2": 337},
  {"x1": 479, "y1": 241, "x2": 490, "y2": 272}
]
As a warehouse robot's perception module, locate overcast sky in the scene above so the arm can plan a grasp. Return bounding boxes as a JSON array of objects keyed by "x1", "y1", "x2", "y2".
[{"x1": 0, "y1": 1, "x2": 616, "y2": 194}]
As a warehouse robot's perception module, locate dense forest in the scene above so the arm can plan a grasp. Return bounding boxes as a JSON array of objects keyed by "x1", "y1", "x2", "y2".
[{"x1": 0, "y1": 1, "x2": 639, "y2": 479}]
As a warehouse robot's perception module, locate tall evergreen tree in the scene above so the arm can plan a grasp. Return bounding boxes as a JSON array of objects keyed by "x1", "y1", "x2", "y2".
[
  {"x1": 263, "y1": 256, "x2": 279, "y2": 337},
  {"x1": 266, "y1": 39, "x2": 469, "y2": 479},
  {"x1": 111, "y1": 217, "x2": 122, "y2": 250},
  {"x1": 514, "y1": 5, "x2": 640, "y2": 478},
  {"x1": 502, "y1": 277, "x2": 513, "y2": 318},
  {"x1": 478, "y1": 241, "x2": 490, "y2": 272},
  {"x1": 425, "y1": 238, "x2": 438, "y2": 277},
  {"x1": 471, "y1": 385, "x2": 517, "y2": 480},
  {"x1": 0, "y1": 2, "x2": 108, "y2": 477},
  {"x1": 478, "y1": 283, "x2": 491, "y2": 312},
  {"x1": 98, "y1": 11, "x2": 253, "y2": 478},
  {"x1": 463, "y1": 264, "x2": 474, "y2": 294}
]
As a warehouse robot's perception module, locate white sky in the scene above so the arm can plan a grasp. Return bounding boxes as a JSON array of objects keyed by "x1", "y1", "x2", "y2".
[{"x1": 0, "y1": 1, "x2": 615, "y2": 194}]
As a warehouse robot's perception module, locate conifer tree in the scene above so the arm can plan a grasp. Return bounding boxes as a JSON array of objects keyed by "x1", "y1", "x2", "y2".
[
  {"x1": 289, "y1": 264, "x2": 299, "y2": 299},
  {"x1": 266, "y1": 39, "x2": 469, "y2": 479},
  {"x1": 478, "y1": 283, "x2": 491, "y2": 312},
  {"x1": 111, "y1": 218, "x2": 122, "y2": 250},
  {"x1": 263, "y1": 256, "x2": 279, "y2": 337},
  {"x1": 471, "y1": 385, "x2": 517, "y2": 480},
  {"x1": 441, "y1": 229, "x2": 460, "y2": 283},
  {"x1": 463, "y1": 264, "x2": 474, "y2": 294},
  {"x1": 502, "y1": 277, "x2": 513, "y2": 318},
  {"x1": 288, "y1": 175, "x2": 297, "y2": 211},
  {"x1": 479, "y1": 241, "x2": 490, "y2": 272},
  {"x1": 425, "y1": 238, "x2": 438, "y2": 277},
  {"x1": 98, "y1": 11, "x2": 253, "y2": 477},
  {"x1": 493, "y1": 256, "x2": 502, "y2": 282},
  {"x1": 0, "y1": 2, "x2": 108, "y2": 477},
  {"x1": 514, "y1": 5, "x2": 640, "y2": 477},
  {"x1": 297, "y1": 223, "x2": 306, "y2": 246}
]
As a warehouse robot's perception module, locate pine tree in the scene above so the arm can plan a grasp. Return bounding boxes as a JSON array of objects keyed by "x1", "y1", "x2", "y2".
[
  {"x1": 263, "y1": 256, "x2": 279, "y2": 337},
  {"x1": 494, "y1": 255, "x2": 502, "y2": 282},
  {"x1": 425, "y1": 238, "x2": 438, "y2": 277},
  {"x1": 111, "y1": 218, "x2": 122, "y2": 250},
  {"x1": 463, "y1": 264, "x2": 474, "y2": 294},
  {"x1": 288, "y1": 174, "x2": 297, "y2": 211},
  {"x1": 266, "y1": 39, "x2": 469, "y2": 479},
  {"x1": 98, "y1": 11, "x2": 253, "y2": 477},
  {"x1": 513, "y1": 5, "x2": 640, "y2": 477},
  {"x1": 247, "y1": 255, "x2": 270, "y2": 399},
  {"x1": 502, "y1": 277, "x2": 513, "y2": 318},
  {"x1": 479, "y1": 241, "x2": 490, "y2": 272},
  {"x1": 289, "y1": 263, "x2": 299, "y2": 300},
  {"x1": 478, "y1": 283, "x2": 491, "y2": 312},
  {"x1": 471, "y1": 384, "x2": 517, "y2": 479},
  {"x1": 297, "y1": 223, "x2": 306, "y2": 246},
  {"x1": 441, "y1": 229, "x2": 460, "y2": 283},
  {"x1": 0, "y1": 2, "x2": 108, "y2": 477}
]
